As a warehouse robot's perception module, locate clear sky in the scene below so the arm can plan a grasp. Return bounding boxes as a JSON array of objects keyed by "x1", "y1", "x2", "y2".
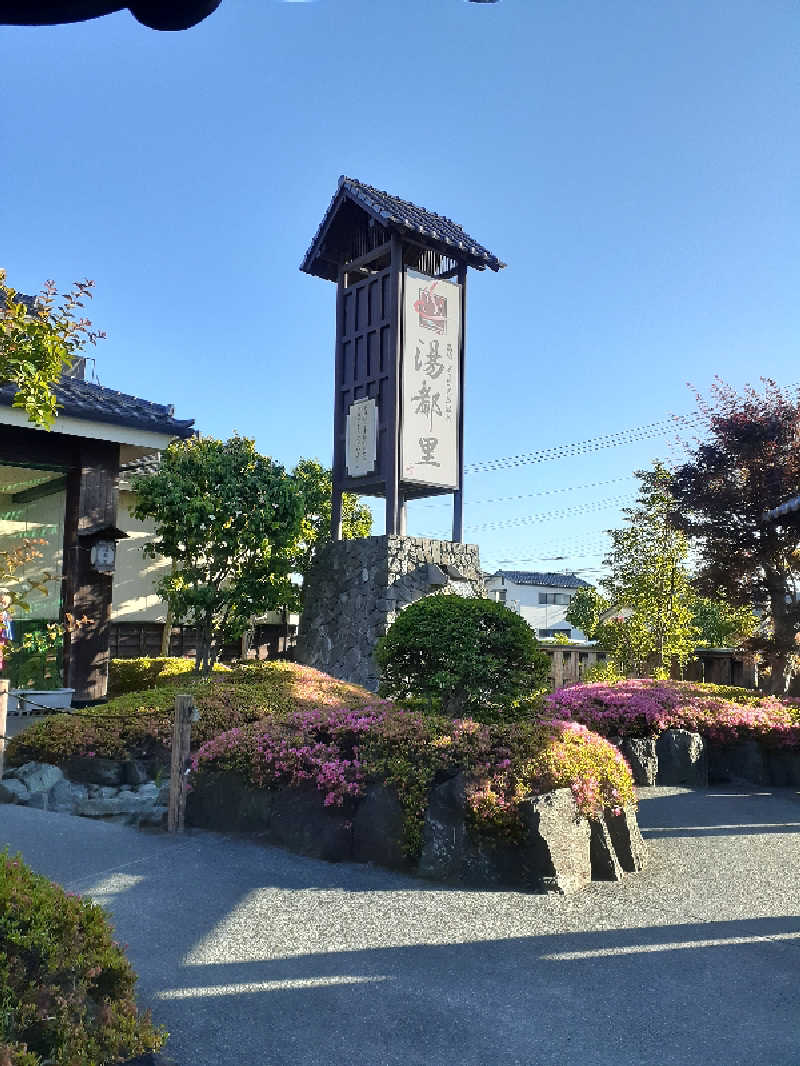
[{"x1": 3, "y1": 0, "x2": 799, "y2": 582}]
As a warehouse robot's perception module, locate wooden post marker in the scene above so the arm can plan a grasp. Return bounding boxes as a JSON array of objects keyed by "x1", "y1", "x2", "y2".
[
  {"x1": 0, "y1": 680, "x2": 8, "y2": 781},
  {"x1": 168, "y1": 693, "x2": 194, "y2": 833}
]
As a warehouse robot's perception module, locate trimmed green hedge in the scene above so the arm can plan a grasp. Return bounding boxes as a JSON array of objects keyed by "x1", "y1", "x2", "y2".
[
  {"x1": 0, "y1": 851, "x2": 165, "y2": 1066},
  {"x1": 108, "y1": 656, "x2": 230, "y2": 696}
]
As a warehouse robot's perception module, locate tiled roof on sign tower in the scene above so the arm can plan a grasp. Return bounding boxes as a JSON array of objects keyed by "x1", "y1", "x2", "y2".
[{"x1": 301, "y1": 176, "x2": 506, "y2": 281}]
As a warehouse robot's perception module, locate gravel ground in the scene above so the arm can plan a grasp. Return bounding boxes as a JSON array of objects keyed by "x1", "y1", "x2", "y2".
[{"x1": 3, "y1": 785, "x2": 800, "y2": 1066}]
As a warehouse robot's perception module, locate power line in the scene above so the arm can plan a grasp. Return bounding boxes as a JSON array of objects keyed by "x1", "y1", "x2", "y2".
[
  {"x1": 417, "y1": 475, "x2": 633, "y2": 509},
  {"x1": 463, "y1": 495, "x2": 635, "y2": 533},
  {"x1": 465, "y1": 414, "x2": 703, "y2": 474}
]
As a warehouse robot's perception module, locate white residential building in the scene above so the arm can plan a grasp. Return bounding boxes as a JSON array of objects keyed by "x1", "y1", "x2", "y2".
[{"x1": 484, "y1": 570, "x2": 593, "y2": 641}]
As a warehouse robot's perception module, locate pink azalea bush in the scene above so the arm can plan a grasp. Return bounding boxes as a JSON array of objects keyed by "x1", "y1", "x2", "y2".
[
  {"x1": 191, "y1": 705, "x2": 636, "y2": 855},
  {"x1": 547, "y1": 680, "x2": 800, "y2": 748}
]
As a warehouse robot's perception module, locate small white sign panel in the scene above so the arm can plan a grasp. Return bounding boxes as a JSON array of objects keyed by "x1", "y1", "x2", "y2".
[
  {"x1": 346, "y1": 397, "x2": 378, "y2": 478},
  {"x1": 401, "y1": 271, "x2": 461, "y2": 489}
]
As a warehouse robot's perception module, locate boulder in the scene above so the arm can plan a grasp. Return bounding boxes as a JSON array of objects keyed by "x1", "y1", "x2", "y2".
[
  {"x1": 352, "y1": 784, "x2": 410, "y2": 869},
  {"x1": 708, "y1": 740, "x2": 767, "y2": 785},
  {"x1": 765, "y1": 748, "x2": 800, "y2": 787},
  {"x1": 7, "y1": 761, "x2": 63, "y2": 794},
  {"x1": 26, "y1": 791, "x2": 48, "y2": 810},
  {"x1": 139, "y1": 805, "x2": 168, "y2": 828},
  {"x1": 66, "y1": 756, "x2": 125, "y2": 786},
  {"x1": 604, "y1": 804, "x2": 647, "y2": 873},
  {"x1": 621, "y1": 737, "x2": 658, "y2": 787},
  {"x1": 418, "y1": 773, "x2": 470, "y2": 881},
  {"x1": 123, "y1": 759, "x2": 151, "y2": 786},
  {"x1": 516, "y1": 789, "x2": 592, "y2": 894},
  {"x1": 186, "y1": 772, "x2": 272, "y2": 833},
  {"x1": 655, "y1": 729, "x2": 708, "y2": 787},
  {"x1": 589, "y1": 817, "x2": 624, "y2": 881},
  {"x1": 0, "y1": 778, "x2": 30, "y2": 804},
  {"x1": 269, "y1": 787, "x2": 353, "y2": 862},
  {"x1": 48, "y1": 779, "x2": 87, "y2": 812}
]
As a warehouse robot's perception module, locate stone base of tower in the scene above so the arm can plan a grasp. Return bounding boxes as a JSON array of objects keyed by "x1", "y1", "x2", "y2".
[{"x1": 295, "y1": 535, "x2": 484, "y2": 692}]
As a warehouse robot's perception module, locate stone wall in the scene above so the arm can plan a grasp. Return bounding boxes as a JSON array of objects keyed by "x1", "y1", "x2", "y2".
[{"x1": 296, "y1": 535, "x2": 484, "y2": 691}]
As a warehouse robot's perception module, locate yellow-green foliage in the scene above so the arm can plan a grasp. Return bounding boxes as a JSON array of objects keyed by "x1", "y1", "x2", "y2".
[
  {"x1": 0, "y1": 851, "x2": 166, "y2": 1066},
  {"x1": 108, "y1": 656, "x2": 230, "y2": 696},
  {"x1": 7, "y1": 662, "x2": 380, "y2": 767}
]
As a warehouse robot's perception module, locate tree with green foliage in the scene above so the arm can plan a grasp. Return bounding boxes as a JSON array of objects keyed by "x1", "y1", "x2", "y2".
[
  {"x1": 671, "y1": 380, "x2": 800, "y2": 693},
  {"x1": 691, "y1": 594, "x2": 759, "y2": 649},
  {"x1": 0, "y1": 270, "x2": 104, "y2": 428},
  {"x1": 132, "y1": 436, "x2": 303, "y2": 675},
  {"x1": 376, "y1": 594, "x2": 550, "y2": 722},
  {"x1": 565, "y1": 586, "x2": 609, "y2": 640},
  {"x1": 599, "y1": 462, "x2": 697, "y2": 676},
  {"x1": 288, "y1": 458, "x2": 372, "y2": 605}
]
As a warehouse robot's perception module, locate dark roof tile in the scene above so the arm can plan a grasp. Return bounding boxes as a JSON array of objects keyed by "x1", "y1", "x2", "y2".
[
  {"x1": 0, "y1": 376, "x2": 194, "y2": 438},
  {"x1": 494, "y1": 570, "x2": 592, "y2": 589},
  {"x1": 301, "y1": 176, "x2": 506, "y2": 280}
]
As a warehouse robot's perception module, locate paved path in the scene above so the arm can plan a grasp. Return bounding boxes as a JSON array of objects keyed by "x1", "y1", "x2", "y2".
[{"x1": 3, "y1": 786, "x2": 800, "y2": 1066}]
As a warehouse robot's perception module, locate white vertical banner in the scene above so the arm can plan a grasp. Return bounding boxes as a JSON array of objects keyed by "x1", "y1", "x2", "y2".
[
  {"x1": 345, "y1": 397, "x2": 378, "y2": 477},
  {"x1": 401, "y1": 270, "x2": 461, "y2": 489}
]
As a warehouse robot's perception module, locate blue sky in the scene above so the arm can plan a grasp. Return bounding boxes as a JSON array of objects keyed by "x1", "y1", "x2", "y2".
[{"x1": 3, "y1": 0, "x2": 799, "y2": 580}]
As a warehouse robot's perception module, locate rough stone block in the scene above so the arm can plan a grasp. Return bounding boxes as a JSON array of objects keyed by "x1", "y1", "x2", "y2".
[
  {"x1": 66, "y1": 756, "x2": 125, "y2": 786},
  {"x1": 26, "y1": 791, "x2": 49, "y2": 810},
  {"x1": 621, "y1": 737, "x2": 658, "y2": 787},
  {"x1": 604, "y1": 804, "x2": 647, "y2": 873},
  {"x1": 589, "y1": 817, "x2": 624, "y2": 881},
  {"x1": 124, "y1": 759, "x2": 151, "y2": 786},
  {"x1": 656, "y1": 729, "x2": 708, "y2": 787},
  {"x1": 418, "y1": 773, "x2": 470, "y2": 881},
  {"x1": 8, "y1": 761, "x2": 63, "y2": 794},
  {"x1": 517, "y1": 789, "x2": 592, "y2": 894},
  {"x1": 765, "y1": 748, "x2": 800, "y2": 787},
  {"x1": 708, "y1": 740, "x2": 767, "y2": 785},
  {"x1": 353, "y1": 784, "x2": 410, "y2": 869},
  {"x1": 0, "y1": 778, "x2": 30, "y2": 804},
  {"x1": 48, "y1": 778, "x2": 85, "y2": 811},
  {"x1": 269, "y1": 787, "x2": 353, "y2": 862},
  {"x1": 186, "y1": 772, "x2": 272, "y2": 832}
]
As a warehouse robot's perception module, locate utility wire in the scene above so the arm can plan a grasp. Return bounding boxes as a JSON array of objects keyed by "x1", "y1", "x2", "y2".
[{"x1": 417, "y1": 476, "x2": 633, "y2": 509}]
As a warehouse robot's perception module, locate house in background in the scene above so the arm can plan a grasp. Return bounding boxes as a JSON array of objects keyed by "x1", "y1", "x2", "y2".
[
  {"x1": 0, "y1": 361, "x2": 194, "y2": 701},
  {"x1": 484, "y1": 570, "x2": 593, "y2": 641}
]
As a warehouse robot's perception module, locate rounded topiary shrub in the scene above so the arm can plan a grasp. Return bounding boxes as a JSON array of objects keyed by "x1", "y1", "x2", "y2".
[
  {"x1": 0, "y1": 851, "x2": 166, "y2": 1066},
  {"x1": 375, "y1": 594, "x2": 550, "y2": 721}
]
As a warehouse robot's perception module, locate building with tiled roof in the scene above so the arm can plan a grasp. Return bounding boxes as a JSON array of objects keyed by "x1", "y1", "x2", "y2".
[{"x1": 485, "y1": 570, "x2": 594, "y2": 641}]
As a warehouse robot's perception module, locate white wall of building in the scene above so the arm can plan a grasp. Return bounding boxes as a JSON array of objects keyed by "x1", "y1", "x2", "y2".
[{"x1": 485, "y1": 574, "x2": 590, "y2": 641}]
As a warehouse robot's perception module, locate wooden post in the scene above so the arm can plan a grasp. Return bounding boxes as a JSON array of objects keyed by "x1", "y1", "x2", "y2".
[
  {"x1": 168, "y1": 693, "x2": 194, "y2": 833},
  {"x1": 0, "y1": 680, "x2": 8, "y2": 781},
  {"x1": 452, "y1": 264, "x2": 467, "y2": 543}
]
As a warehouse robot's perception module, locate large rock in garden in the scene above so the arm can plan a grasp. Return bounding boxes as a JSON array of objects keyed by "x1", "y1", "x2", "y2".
[
  {"x1": 516, "y1": 789, "x2": 592, "y2": 894},
  {"x1": 604, "y1": 805, "x2": 647, "y2": 873},
  {"x1": 418, "y1": 773, "x2": 471, "y2": 881},
  {"x1": 621, "y1": 737, "x2": 658, "y2": 787},
  {"x1": 708, "y1": 740, "x2": 767, "y2": 785},
  {"x1": 589, "y1": 817, "x2": 624, "y2": 881},
  {"x1": 352, "y1": 785, "x2": 410, "y2": 869},
  {"x1": 418, "y1": 777, "x2": 593, "y2": 894},
  {"x1": 6, "y1": 761, "x2": 64, "y2": 794},
  {"x1": 0, "y1": 778, "x2": 30, "y2": 804},
  {"x1": 655, "y1": 729, "x2": 708, "y2": 787},
  {"x1": 66, "y1": 756, "x2": 126, "y2": 786},
  {"x1": 186, "y1": 772, "x2": 273, "y2": 833},
  {"x1": 269, "y1": 787, "x2": 353, "y2": 862},
  {"x1": 764, "y1": 748, "x2": 800, "y2": 787}
]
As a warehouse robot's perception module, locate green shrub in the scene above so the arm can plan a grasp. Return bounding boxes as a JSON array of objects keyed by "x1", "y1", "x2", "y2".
[
  {"x1": 375, "y1": 595, "x2": 549, "y2": 722},
  {"x1": 108, "y1": 656, "x2": 230, "y2": 696},
  {"x1": 0, "y1": 851, "x2": 165, "y2": 1066},
  {"x1": 7, "y1": 662, "x2": 381, "y2": 767}
]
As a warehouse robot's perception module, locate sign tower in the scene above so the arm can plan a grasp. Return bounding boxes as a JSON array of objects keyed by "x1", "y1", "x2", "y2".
[{"x1": 300, "y1": 176, "x2": 505, "y2": 540}]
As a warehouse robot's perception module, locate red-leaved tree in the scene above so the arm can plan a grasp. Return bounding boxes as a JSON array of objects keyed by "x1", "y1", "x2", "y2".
[{"x1": 671, "y1": 378, "x2": 800, "y2": 694}]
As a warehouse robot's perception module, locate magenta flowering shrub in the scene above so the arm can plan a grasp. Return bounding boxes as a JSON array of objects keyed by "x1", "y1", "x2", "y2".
[
  {"x1": 546, "y1": 680, "x2": 800, "y2": 748},
  {"x1": 191, "y1": 704, "x2": 636, "y2": 855}
]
